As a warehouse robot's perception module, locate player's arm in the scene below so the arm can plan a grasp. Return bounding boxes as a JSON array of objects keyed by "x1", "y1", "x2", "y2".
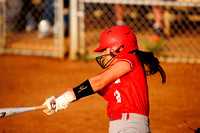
[
  {"x1": 43, "y1": 61, "x2": 131, "y2": 115},
  {"x1": 89, "y1": 60, "x2": 131, "y2": 92},
  {"x1": 56, "y1": 60, "x2": 131, "y2": 99}
]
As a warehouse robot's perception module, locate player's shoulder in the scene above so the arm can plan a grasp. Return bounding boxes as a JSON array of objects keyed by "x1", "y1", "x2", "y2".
[
  {"x1": 117, "y1": 53, "x2": 140, "y2": 71},
  {"x1": 118, "y1": 53, "x2": 138, "y2": 62}
]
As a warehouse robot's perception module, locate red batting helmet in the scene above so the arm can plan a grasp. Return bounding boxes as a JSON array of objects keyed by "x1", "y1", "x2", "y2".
[{"x1": 94, "y1": 26, "x2": 138, "y2": 56}]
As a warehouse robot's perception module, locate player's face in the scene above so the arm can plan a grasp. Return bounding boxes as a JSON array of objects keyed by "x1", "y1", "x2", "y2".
[
  {"x1": 102, "y1": 48, "x2": 117, "y2": 66},
  {"x1": 95, "y1": 48, "x2": 118, "y2": 69},
  {"x1": 102, "y1": 48, "x2": 112, "y2": 62}
]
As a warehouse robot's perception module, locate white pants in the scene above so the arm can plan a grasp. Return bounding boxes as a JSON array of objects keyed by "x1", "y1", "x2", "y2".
[{"x1": 109, "y1": 113, "x2": 151, "y2": 133}]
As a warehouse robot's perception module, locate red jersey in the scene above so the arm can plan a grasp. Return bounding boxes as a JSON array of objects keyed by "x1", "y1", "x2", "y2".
[{"x1": 100, "y1": 53, "x2": 149, "y2": 117}]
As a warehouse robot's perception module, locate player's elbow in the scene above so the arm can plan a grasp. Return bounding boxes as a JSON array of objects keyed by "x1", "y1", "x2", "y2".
[{"x1": 89, "y1": 76, "x2": 106, "y2": 92}]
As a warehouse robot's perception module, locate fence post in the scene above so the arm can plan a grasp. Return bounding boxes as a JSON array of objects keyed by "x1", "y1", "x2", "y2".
[
  {"x1": 69, "y1": 0, "x2": 79, "y2": 60},
  {"x1": 54, "y1": 0, "x2": 64, "y2": 58},
  {"x1": 0, "y1": 0, "x2": 6, "y2": 54}
]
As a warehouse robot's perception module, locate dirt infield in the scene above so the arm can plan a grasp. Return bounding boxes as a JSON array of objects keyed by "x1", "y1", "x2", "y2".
[{"x1": 0, "y1": 55, "x2": 200, "y2": 133}]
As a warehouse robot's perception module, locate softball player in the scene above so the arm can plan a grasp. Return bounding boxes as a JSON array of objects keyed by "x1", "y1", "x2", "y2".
[{"x1": 43, "y1": 26, "x2": 166, "y2": 133}]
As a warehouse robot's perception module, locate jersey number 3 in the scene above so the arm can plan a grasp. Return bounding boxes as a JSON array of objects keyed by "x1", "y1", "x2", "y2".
[{"x1": 114, "y1": 90, "x2": 121, "y2": 103}]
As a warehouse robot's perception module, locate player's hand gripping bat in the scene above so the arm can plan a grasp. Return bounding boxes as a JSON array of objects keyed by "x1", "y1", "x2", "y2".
[{"x1": 0, "y1": 105, "x2": 47, "y2": 118}]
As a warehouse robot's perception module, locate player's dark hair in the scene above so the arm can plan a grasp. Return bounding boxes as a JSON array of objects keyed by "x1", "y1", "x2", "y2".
[{"x1": 133, "y1": 50, "x2": 166, "y2": 84}]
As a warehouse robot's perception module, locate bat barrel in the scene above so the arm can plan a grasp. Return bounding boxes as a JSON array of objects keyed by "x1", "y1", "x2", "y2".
[{"x1": 0, "y1": 107, "x2": 36, "y2": 118}]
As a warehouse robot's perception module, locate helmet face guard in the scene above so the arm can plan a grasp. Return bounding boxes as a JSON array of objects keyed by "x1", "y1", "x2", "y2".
[{"x1": 95, "y1": 50, "x2": 117, "y2": 69}]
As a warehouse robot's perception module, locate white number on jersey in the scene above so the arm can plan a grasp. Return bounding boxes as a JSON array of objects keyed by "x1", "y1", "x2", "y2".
[{"x1": 114, "y1": 90, "x2": 121, "y2": 103}]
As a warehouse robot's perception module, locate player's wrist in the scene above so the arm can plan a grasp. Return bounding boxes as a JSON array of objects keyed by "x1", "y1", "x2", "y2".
[
  {"x1": 73, "y1": 79, "x2": 94, "y2": 100},
  {"x1": 62, "y1": 91, "x2": 76, "y2": 103},
  {"x1": 55, "y1": 91, "x2": 75, "y2": 112}
]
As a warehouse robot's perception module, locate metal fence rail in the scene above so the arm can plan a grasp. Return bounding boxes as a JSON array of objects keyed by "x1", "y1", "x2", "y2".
[{"x1": 83, "y1": 0, "x2": 200, "y2": 7}]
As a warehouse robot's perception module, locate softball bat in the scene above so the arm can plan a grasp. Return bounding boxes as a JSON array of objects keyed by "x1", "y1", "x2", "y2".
[{"x1": 0, "y1": 105, "x2": 46, "y2": 118}]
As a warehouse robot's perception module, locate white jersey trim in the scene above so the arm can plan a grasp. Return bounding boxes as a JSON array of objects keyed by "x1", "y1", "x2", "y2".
[{"x1": 117, "y1": 59, "x2": 134, "y2": 72}]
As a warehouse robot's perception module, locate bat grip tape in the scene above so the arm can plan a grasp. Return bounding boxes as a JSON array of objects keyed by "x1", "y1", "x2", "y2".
[{"x1": 73, "y1": 79, "x2": 94, "y2": 100}]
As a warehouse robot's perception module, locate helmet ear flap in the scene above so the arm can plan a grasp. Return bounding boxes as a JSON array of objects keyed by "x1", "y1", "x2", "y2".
[
  {"x1": 111, "y1": 45, "x2": 124, "y2": 57},
  {"x1": 116, "y1": 45, "x2": 124, "y2": 53}
]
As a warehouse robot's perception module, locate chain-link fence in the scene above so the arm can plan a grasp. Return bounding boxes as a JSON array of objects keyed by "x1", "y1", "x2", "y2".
[
  {"x1": 1, "y1": 0, "x2": 200, "y2": 62},
  {"x1": 1, "y1": 0, "x2": 68, "y2": 58},
  {"x1": 71, "y1": 0, "x2": 200, "y2": 63}
]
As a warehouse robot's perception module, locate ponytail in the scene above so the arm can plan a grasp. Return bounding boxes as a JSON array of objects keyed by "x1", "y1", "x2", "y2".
[{"x1": 134, "y1": 50, "x2": 166, "y2": 84}]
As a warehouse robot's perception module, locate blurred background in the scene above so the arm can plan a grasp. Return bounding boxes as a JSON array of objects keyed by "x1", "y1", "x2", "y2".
[
  {"x1": 0, "y1": 0, "x2": 200, "y2": 133},
  {"x1": 0, "y1": 0, "x2": 200, "y2": 62}
]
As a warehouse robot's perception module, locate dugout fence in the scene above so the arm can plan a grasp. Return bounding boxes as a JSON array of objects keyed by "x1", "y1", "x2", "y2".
[
  {"x1": 0, "y1": 0, "x2": 66, "y2": 58},
  {"x1": 70, "y1": 0, "x2": 200, "y2": 63}
]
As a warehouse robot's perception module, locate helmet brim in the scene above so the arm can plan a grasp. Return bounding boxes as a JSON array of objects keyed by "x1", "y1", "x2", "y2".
[{"x1": 94, "y1": 46, "x2": 105, "y2": 52}]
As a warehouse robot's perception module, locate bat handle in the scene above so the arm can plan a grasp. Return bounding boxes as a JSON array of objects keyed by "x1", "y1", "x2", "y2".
[{"x1": 34, "y1": 105, "x2": 47, "y2": 111}]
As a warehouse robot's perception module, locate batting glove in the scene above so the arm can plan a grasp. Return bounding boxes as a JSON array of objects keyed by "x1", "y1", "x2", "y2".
[
  {"x1": 55, "y1": 91, "x2": 75, "y2": 112},
  {"x1": 42, "y1": 96, "x2": 56, "y2": 115}
]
